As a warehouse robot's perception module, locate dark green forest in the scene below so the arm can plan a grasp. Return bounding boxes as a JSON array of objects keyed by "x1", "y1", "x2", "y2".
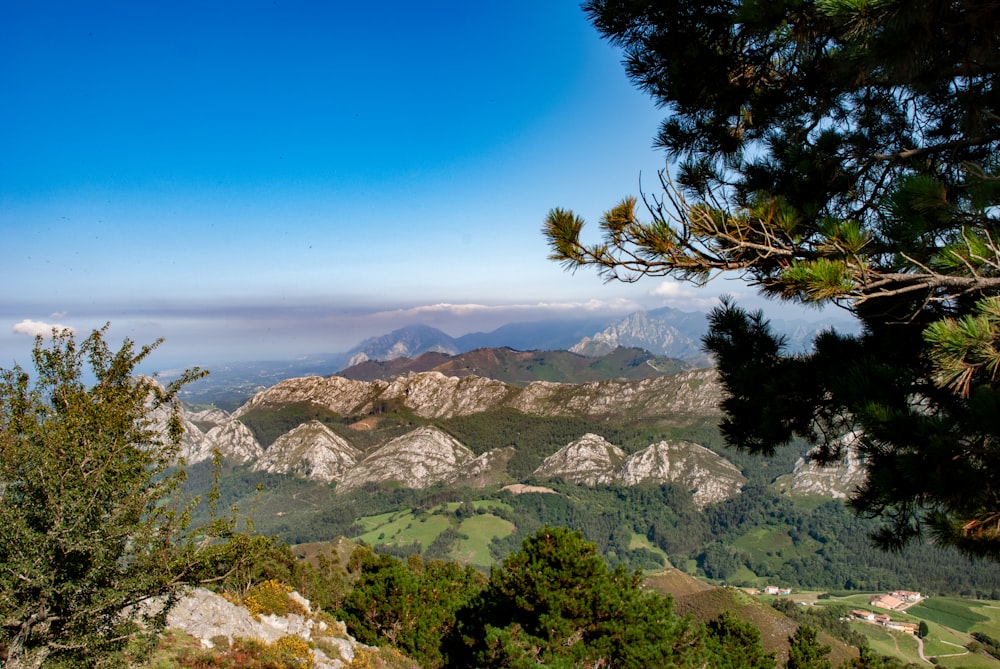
[{"x1": 184, "y1": 451, "x2": 1000, "y2": 600}]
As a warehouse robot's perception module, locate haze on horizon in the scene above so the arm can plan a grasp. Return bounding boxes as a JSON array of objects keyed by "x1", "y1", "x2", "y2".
[{"x1": 1, "y1": 1, "x2": 828, "y2": 371}]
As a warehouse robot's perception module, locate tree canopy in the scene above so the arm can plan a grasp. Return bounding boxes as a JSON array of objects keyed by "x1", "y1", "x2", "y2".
[
  {"x1": 449, "y1": 526, "x2": 707, "y2": 668},
  {"x1": 545, "y1": 0, "x2": 1000, "y2": 558},
  {"x1": 0, "y1": 327, "x2": 230, "y2": 668}
]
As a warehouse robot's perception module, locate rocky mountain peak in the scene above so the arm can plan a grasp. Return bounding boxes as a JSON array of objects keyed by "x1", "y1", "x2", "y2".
[
  {"x1": 533, "y1": 433, "x2": 626, "y2": 486},
  {"x1": 381, "y1": 371, "x2": 516, "y2": 418},
  {"x1": 181, "y1": 419, "x2": 261, "y2": 464},
  {"x1": 533, "y1": 436, "x2": 746, "y2": 507},
  {"x1": 337, "y1": 425, "x2": 476, "y2": 491},
  {"x1": 233, "y1": 376, "x2": 388, "y2": 419},
  {"x1": 346, "y1": 324, "x2": 460, "y2": 366},
  {"x1": 571, "y1": 309, "x2": 705, "y2": 359},
  {"x1": 509, "y1": 368, "x2": 721, "y2": 418},
  {"x1": 616, "y1": 440, "x2": 746, "y2": 507},
  {"x1": 253, "y1": 420, "x2": 361, "y2": 482},
  {"x1": 780, "y1": 432, "x2": 867, "y2": 498}
]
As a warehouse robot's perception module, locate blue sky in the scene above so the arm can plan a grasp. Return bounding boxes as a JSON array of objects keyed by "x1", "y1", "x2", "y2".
[{"x1": 1, "y1": 1, "x2": 818, "y2": 371}]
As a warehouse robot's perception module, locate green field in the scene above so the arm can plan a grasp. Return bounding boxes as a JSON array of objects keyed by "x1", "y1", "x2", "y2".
[
  {"x1": 733, "y1": 526, "x2": 795, "y2": 553},
  {"x1": 351, "y1": 501, "x2": 518, "y2": 565},
  {"x1": 629, "y1": 531, "x2": 668, "y2": 560},
  {"x1": 354, "y1": 510, "x2": 452, "y2": 548},
  {"x1": 909, "y1": 597, "x2": 992, "y2": 632},
  {"x1": 809, "y1": 593, "x2": 1000, "y2": 667},
  {"x1": 452, "y1": 514, "x2": 515, "y2": 567},
  {"x1": 345, "y1": 510, "x2": 1000, "y2": 669},
  {"x1": 854, "y1": 623, "x2": 923, "y2": 665}
]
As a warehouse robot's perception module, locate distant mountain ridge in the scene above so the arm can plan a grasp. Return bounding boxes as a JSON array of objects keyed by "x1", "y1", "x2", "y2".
[
  {"x1": 571, "y1": 306, "x2": 845, "y2": 359},
  {"x1": 346, "y1": 323, "x2": 461, "y2": 366},
  {"x1": 338, "y1": 346, "x2": 692, "y2": 386},
  {"x1": 173, "y1": 307, "x2": 853, "y2": 409},
  {"x1": 570, "y1": 307, "x2": 709, "y2": 360},
  {"x1": 344, "y1": 317, "x2": 618, "y2": 366},
  {"x1": 344, "y1": 306, "x2": 848, "y2": 367}
]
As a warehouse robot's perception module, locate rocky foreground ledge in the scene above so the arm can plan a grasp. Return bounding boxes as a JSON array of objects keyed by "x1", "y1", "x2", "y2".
[{"x1": 164, "y1": 587, "x2": 367, "y2": 668}]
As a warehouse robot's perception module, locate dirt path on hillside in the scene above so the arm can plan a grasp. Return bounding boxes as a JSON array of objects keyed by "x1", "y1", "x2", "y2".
[{"x1": 913, "y1": 635, "x2": 929, "y2": 664}]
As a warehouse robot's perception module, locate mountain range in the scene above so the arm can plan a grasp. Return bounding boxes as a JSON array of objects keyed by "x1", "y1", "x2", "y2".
[
  {"x1": 163, "y1": 365, "x2": 863, "y2": 510},
  {"x1": 344, "y1": 306, "x2": 842, "y2": 365},
  {"x1": 174, "y1": 306, "x2": 852, "y2": 409}
]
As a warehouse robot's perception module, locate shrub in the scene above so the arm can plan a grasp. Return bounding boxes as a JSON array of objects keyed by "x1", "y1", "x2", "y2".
[
  {"x1": 179, "y1": 635, "x2": 315, "y2": 668},
  {"x1": 243, "y1": 580, "x2": 307, "y2": 618},
  {"x1": 348, "y1": 646, "x2": 420, "y2": 669}
]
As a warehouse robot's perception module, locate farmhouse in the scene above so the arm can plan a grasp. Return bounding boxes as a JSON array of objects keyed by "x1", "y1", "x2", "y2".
[
  {"x1": 884, "y1": 621, "x2": 920, "y2": 634},
  {"x1": 852, "y1": 610, "x2": 876, "y2": 621},
  {"x1": 890, "y1": 590, "x2": 922, "y2": 602},
  {"x1": 870, "y1": 594, "x2": 905, "y2": 610}
]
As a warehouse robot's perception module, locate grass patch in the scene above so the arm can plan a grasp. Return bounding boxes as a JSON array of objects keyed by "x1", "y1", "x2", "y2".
[
  {"x1": 970, "y1": 601, "x2": 1000, "y2": 640},
  {"x1": 354, "y1": 510, "x2": 408, "y2": 534},
  {"x1": 728, "y1": 565, "x2": 762, "y2": 586},
  {"x1": 391, "y1": 514, "x2": 453, "y2": 547},
  {"x1": 628, "y1": 532, "x2": 668, "y2": 561},
  {"x1": 354, "y1": 509, "x2": 454, "y2": 548},
  {"x1": 909, "y1": 597, "x2": 990, "y2": 633},
  {"x1": 453, "y1": 514, "x2": 515, "y2": 567},
  {"x1": 734, "y1": 527, "x2": 795, "y2": 554},
  {"x1": 852, "y1": 623, "x2": 923, "y2": 666},
  {"x1": 472, "y1": 499, "x2": 512, "y2": 513},
  {"x1": 788, "y1": 494, "x2": 834, "y2": 512}
]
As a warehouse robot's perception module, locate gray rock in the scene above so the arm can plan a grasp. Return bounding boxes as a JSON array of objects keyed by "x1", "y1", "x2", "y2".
[
  {"x1": 253, "y1": 420, "x2": 361, "y2": 482},
  {"x1": 198, "y1": 420, "x2": 263, "y2": 464},
  {"x1": 617, "y1": 440, "x2": 746, "y2": 507},
  {"x1": 338, "y1": 425, "x2": 475, "y2": 491},
  {"x1": 164, "y1": 587, "x2": 364, "y2": 668},
  {"x1": 783, "y1": 432, "x2": 867, "y2": 499},
  {"x1": 533, "y1": 434, "x2": 626, "y2": 486},
  {"x1": 533, "y1": 436, "x2": 745, "y2": 507}
]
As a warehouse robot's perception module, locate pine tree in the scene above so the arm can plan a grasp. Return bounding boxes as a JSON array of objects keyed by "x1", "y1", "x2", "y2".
[
  {"x1": 786, "y1": 625, "x2": 832, "y2": 669},
  {"x1": 449, "y1": 526, "x2": 707, "y2": 668},
  {"x1": 706, "y1": 610, "x2": 777, "y2": 669},
  {"x1": 546, "y1": 0, "x2": 1000, "y2": 559}
]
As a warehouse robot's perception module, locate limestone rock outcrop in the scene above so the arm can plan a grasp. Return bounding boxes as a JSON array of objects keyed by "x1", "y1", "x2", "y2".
[
  {"x1": 380, "y1": 371, "x2": 516, "y2": 418},
  {"x1": 253, "y1": 420, "x2": 361, "y2": 482},
  {"x1": 198, "y1": 419, "x2": 264, "y2": 464},
  {"x1": 167, "y1": 368, "x2": 745, "y2": 498},
  {"x1": 233, "y1": 375, "x2": 387, "y2": 419},
  {"x1": 784, "y1": 433, "x2": 867, "y2": 499},
  {"x1": 533, "y1": 433, "x2": 626, "y2": 486},
  {"x1": 337, "y1": 425, "x2": 475, "y2": 491},
  {"x1": 444, "y1": 446, "x2": 515, "y2": 488},
  {"x1": 231, "y1": 368, "x2": 720, "y2": 424},
  {"x1": 165, "y1": 587, "x2": 363, "y2": 668},
  {"x1": 616, "y1": 440, "x2": 746, "y2": 507},
  {"x1": 533, "y1": 435, "x2": 746, "y2": 507},
  {"x1": 508, "y1": 369, "x2": 721, "y2": 419}
]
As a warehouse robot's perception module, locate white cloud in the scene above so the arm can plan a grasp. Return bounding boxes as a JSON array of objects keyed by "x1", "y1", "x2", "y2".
[
  {"x1": 649, "y1": 280, "x2": 722, "y2": 310},
  {"x1": 650, "y1": 281, "x2": 695, "y2": 299},
  {"x1": 12, "y1": 319, "x2": 75, "y2": 337},
  {"x1": 371, "y1": 298, "x2": 644, "y2": 320}
]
